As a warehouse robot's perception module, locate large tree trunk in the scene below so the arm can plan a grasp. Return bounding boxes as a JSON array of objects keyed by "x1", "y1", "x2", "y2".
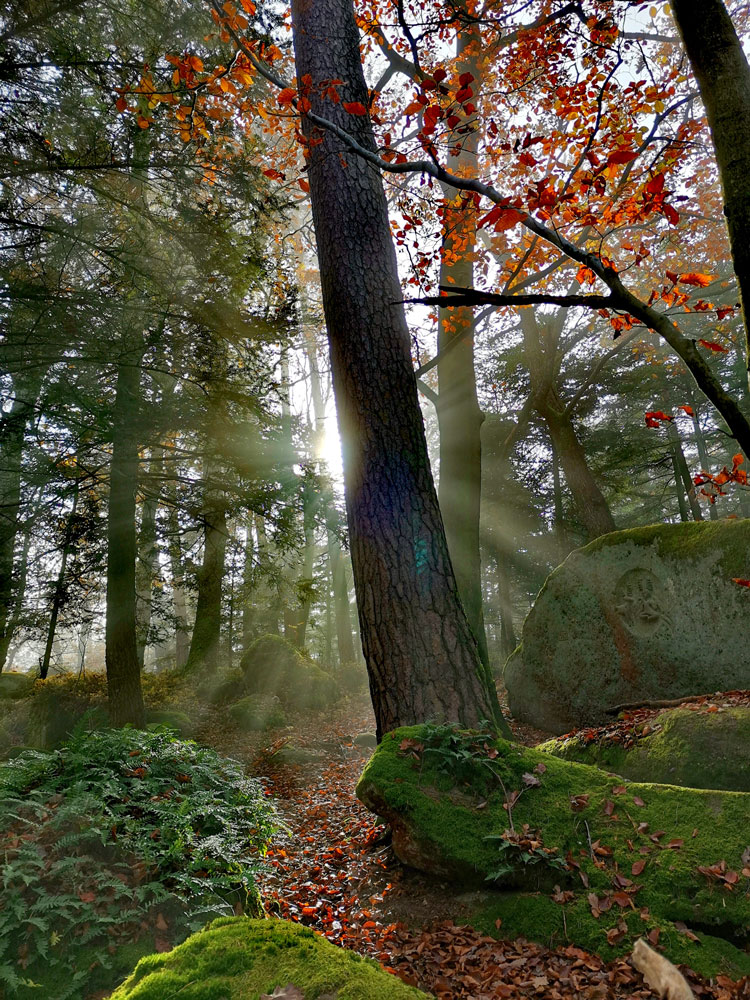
[
  {"x1": 670, "y1": 0, "x2": 750, "y2": 381},
  {"x1": 105, "y1": 353, "x2": 146, "y2": 727},
  {"x1": 0, "y1": 370, "x2": 42, "y2": 672},
  {"x1": 290, "y1": 0, "x2": 505, "y2": 739},
  {"x1": 435, "y1": 24, "x2": 490, "y2": 675},
  {"x1": 165, "y1": 487, "x2": 190, "y2": 670}
]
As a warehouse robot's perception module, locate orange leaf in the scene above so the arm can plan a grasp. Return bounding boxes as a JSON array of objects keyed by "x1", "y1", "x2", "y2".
[
  {"x1": 115, "y1": 97, "x2": 128, "y2": 113},
  {"x1": 678, "y1": 404, "x2": 694, "y2": 417},
  {"x1": 679, "y1": 272, "x2": 714, "y2": 287},
  {"x1": 343, "y1": 101, "x2": 367, "y2": 116},
  {"x1": 404, "y1": 101, "x2": 423, "y2": 116},
  {"x1": 298, "y1": 178, "x2": 310, "y2": 193},
  {"x1": 732, "y1": 578, "x2": 750, "y2": 588},
  {"x1": 262, "y1": 168, "x2": 284, "y2": 180},
  {"x1": 277, "y1": 87, "x2": 297, "y2": 105}
]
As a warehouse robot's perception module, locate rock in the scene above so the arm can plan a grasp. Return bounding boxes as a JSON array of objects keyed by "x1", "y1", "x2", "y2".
[
  {"x1": 108, "y1": 916, "x2": 430, "y2": 999},
  {"x1": 504, "y1": 521, "x2": 750, "y2": 733},
  {"x1": 539, "y1": 705, "x2": 750, "y2": 791},
  {"x1": 197, "y1": 668, "x2": 245, "y2": 706},
  {"x1": 228, "y1": 696, "x2": 286, "y2": 732},
  {"x1": 353, "y1": 731, "x2": 378, "y2": 748},
  {"x1": 240, "y1": 635, "x2": 339, "y2": 712},
  {"x1": 356, "y1": 723, "x2": 750, "y2": 979},
  {"x1": 0, "y1": 672, "x2": 35, "y2": 700},
  {"x1": 146, "y1": 709, "x2": 196, "y2": 738}
]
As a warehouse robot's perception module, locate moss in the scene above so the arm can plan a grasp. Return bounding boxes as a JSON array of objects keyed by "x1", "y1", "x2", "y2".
[
  {"x1": 109, "y1": 917, "x2": 432, "y2": 999},
  {"x1": 197, "y1": 668, "x2": 246, "y2": 706},
  {"x1": 357, "y1": 725, "x2": 750, "y2": 978},
  {"x1": 540, "y1": 707, "x2": 750, "y2": 792},
  {"x1": 504, "y1": 520, "x2": 750, "y2": 732},
  {"x1": 146, "y1": 709, "x2": 196, "y2": 737},
  {"x1": 240, "y1": 635, "x2": 339, "y2": 712}
]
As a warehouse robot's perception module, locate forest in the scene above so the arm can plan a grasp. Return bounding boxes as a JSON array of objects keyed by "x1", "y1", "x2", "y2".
[{"x1": 1, "y1": 0, "x2": 750, "y2": 997}]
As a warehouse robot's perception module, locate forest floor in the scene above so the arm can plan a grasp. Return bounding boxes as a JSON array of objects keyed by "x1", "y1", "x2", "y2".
[{"x1": 195, "y1": 693, "x2": 749, "y2": 1000}]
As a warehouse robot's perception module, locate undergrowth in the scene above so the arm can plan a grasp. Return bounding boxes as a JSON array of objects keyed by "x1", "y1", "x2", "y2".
[{"x1": 0, "y1": 726, "x2": 278, "y2": 1000}]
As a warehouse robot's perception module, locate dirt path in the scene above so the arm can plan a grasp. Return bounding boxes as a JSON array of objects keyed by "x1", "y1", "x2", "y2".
[{"x1": 196, "y1": 699, "x2": 745, "y2": 1000}]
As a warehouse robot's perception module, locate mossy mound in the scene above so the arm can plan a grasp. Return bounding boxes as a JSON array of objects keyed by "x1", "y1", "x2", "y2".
[
  {"x1": 0, "y1": 672, "x2": 35, "y2": 700},
  {"x1": 146, "y1": 708, "x2": 196, "y2": 737},
  {"x1": 228, "y1": 695, "x2": 286, "y2": 732},
  {"x1": 539, "y1": 705, "x2": 750, "y2": 792},
  {"x1": 197, "y1": 667, "x2": 246, "y2": 706},
  {"x1": 240, "y1": 634, "x2": 339, "y2": 711},
  {"x1": 356, "y1": 723, "x2": 750, "y2": 979},
  {"x1": 505, "y1": 521, "x2": 750, "y2": 733},
  {"x1": 109, "y1": 916, "x2": 431, "y2": 999}
]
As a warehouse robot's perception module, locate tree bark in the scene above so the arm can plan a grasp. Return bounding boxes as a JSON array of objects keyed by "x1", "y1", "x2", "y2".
[
  {"x1": 184, "y1": 487, "x2": 227, "y2": 675},
  {"x1": 670, "y1": 0, "x2": 750, "y2": 382},
  {"x1": 165, "y1": 488, "x2": 190, "y2": 670},
  {"x1": 667, "y1": 420, "x2": 704, "y2": 521},
  {"x1": 105, "y1": 353, "x2": 146, "y2": 727},
  {"x1": 135, "y1": 449, "x2": 162, "y2": 670},
  {"x1": 290, "y1": 0, "x2": 505, "y2": 739},
  {"x1": 0, "y1": 370, "x2": 42, "y2": 672}
]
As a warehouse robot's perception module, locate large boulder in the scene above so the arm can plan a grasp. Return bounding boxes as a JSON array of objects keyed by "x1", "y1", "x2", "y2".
[
  {"x1": 108, "y1": 916, "x2": 431, "y2": 999},
  {"x1": 356, "y1": 723, "x2": 750, "y2": 979},
  {"x1": 538, "y1": 704, "x2": 750, "y2": 791},
  {"x1": 504, "y1": 521, "x2": 750, "y2": 733},
  {"x1": 240, "y1": 635, "x2": 339, "y2": 712}
]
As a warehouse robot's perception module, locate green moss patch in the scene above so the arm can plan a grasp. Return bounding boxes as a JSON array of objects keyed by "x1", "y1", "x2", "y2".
[
  {"x1": 539, "y1": 705, "x2": 750, "y2": 791},
  {"x1": 504, "y1": 521, "x2": 750, "y2": 732},
  {"x1": 109, "y1": 917, "x2": 432, "y2": 999},
  {"x1": 357, "y1": 724, "x2": 750, "y2": 978}
]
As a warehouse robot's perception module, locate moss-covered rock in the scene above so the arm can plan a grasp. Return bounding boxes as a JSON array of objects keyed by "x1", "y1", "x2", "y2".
[
  {"x1": 356, "y1": 723, "x2": 750, "y2": 978},
  {"x1": 504, "y1": 521, "x2": 750, "y2": 733},
  {"x1": 539, "y1": 705, "x2": 750, "y2": 792},
  {"x1": 0, "y1": 672, "x2": 35, "y2": 700},
  {"x1": 197, "y1": 667, "x2": 246, "y2": 706},
  {"x1": 109, "y1": 916, "x2": 431, "y2": 999},
  {"x1": 228, "y1": 695, "x2": 286, "y2": 732},
  {"x1": 146, "y1": 708, "x2": 196, "y2": 738},
  {"x1": 241, "y1": 635, "x2": 339, "y2": 711}
]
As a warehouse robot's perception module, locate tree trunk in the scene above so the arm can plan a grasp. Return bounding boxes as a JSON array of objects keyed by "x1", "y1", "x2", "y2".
[
  {"x1": 40, "y1": 476, "x2": 79, "y2": 679},
  {"x1": 539, "y1": 394, "x2": 617, "y2": 540},
  {"x1": 667, "y1": 420, "x2": 704, "y2": 521},
  {"x1": 105, "y1": 353, "x2": 146, "y2": 727},
  {"x1": 290, "y1": 0, "x2": 504, "y2": 739},
  {"x1": 687, "y1": 400, "x2": 718, "y2": 520},
  {"x1": 165, "y1": 490, "x2": 190, "y2": 670},
  {"x1": 327, "y1": 508, "x2": 357, "y2": 664},
  {"x1": 671, "y1": 0, "x2": 750, "y2": 380},
  {"x1": 435, "y1": 25, "x2": 490, "y2": 675},
  {"x1": 135, "y1": 449, "x2": 162, "y2": 669},
  {"x1": 0, "y1": 370, "x2": 42, "y2": 672},
  {"x1": 184, "y1": 496, "x2": 227, "y2": 675}
]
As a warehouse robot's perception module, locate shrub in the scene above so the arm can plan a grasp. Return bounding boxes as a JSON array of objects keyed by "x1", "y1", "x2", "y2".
[{"x1": 0, "y1": 727, "x2": 277, "y2": 999}]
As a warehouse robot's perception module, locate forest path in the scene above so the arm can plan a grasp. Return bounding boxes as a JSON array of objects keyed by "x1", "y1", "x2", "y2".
[{"x1": 195, "y1": 698, "x2": 737, "y2": 1000}]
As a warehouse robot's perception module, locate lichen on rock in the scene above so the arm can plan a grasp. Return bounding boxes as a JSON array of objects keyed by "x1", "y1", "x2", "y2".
[
  {"x1": 504, "y1": 521, "x2": 750, "y2": 733},
  {"x1": 356, "y1": 724, "x2": 750, "y2": 979},
  {"x1": 108, "y1": 917, "x2": 432, "y2": 999}
]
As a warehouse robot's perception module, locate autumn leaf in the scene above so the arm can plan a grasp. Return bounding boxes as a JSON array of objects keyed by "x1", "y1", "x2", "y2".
[
  {"x1": 698, "y1": 339, "x2": 729, "y2": 353},
  {"x1": 298, "y1": 178, "x2": 310, "y2": 193},
  {"x1": 263, "y1": 168, "x2": 284, "y2": 181},
  {"x1": 679, "y1": 272, "x2": 715, "y2": 286},
  {"x1": 678, "y1": 404, "x2": 694, "y2": 417},
  {"x1": 732, "y1": 578, "x2": 750, "y2": 588},
  {"x1": 277, "y1": 88, "x2": 297, "y2": 105},
  {"x1": 478, "y1": 205, "x2": 524, "y2": 231},
  {"x1": 607, "y1": 148, "x2": 639, "y2": 165},
  {"x1": 343, "y1": 101, "x2": 367, "y2": 116}
]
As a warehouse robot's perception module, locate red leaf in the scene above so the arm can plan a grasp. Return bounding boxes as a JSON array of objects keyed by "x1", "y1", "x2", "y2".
[
  {"x1": 698, "y1": 339, "x2": 729, "y2": 353},
  {"x1": 645, "y1": 173, "x2": 665, "y2": 195},
  {"x1": 343, "y1": 101, "x2": 367, "y2": 116},
  {"x1": 607, "y1": 149, "x2": 639, "y2": 165},
  {"x1": 732, "y1": 578, "x2": 750, "y2": 588},
  {"x1": 678, "y1": 404, "x2": 694, "y2": 417},
  {"x1": 277, "y1": 87, "x2": 297, "y2": 105},
  {"x1": 458, "y1": 72, "x2": 474, "y2": 87}
]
